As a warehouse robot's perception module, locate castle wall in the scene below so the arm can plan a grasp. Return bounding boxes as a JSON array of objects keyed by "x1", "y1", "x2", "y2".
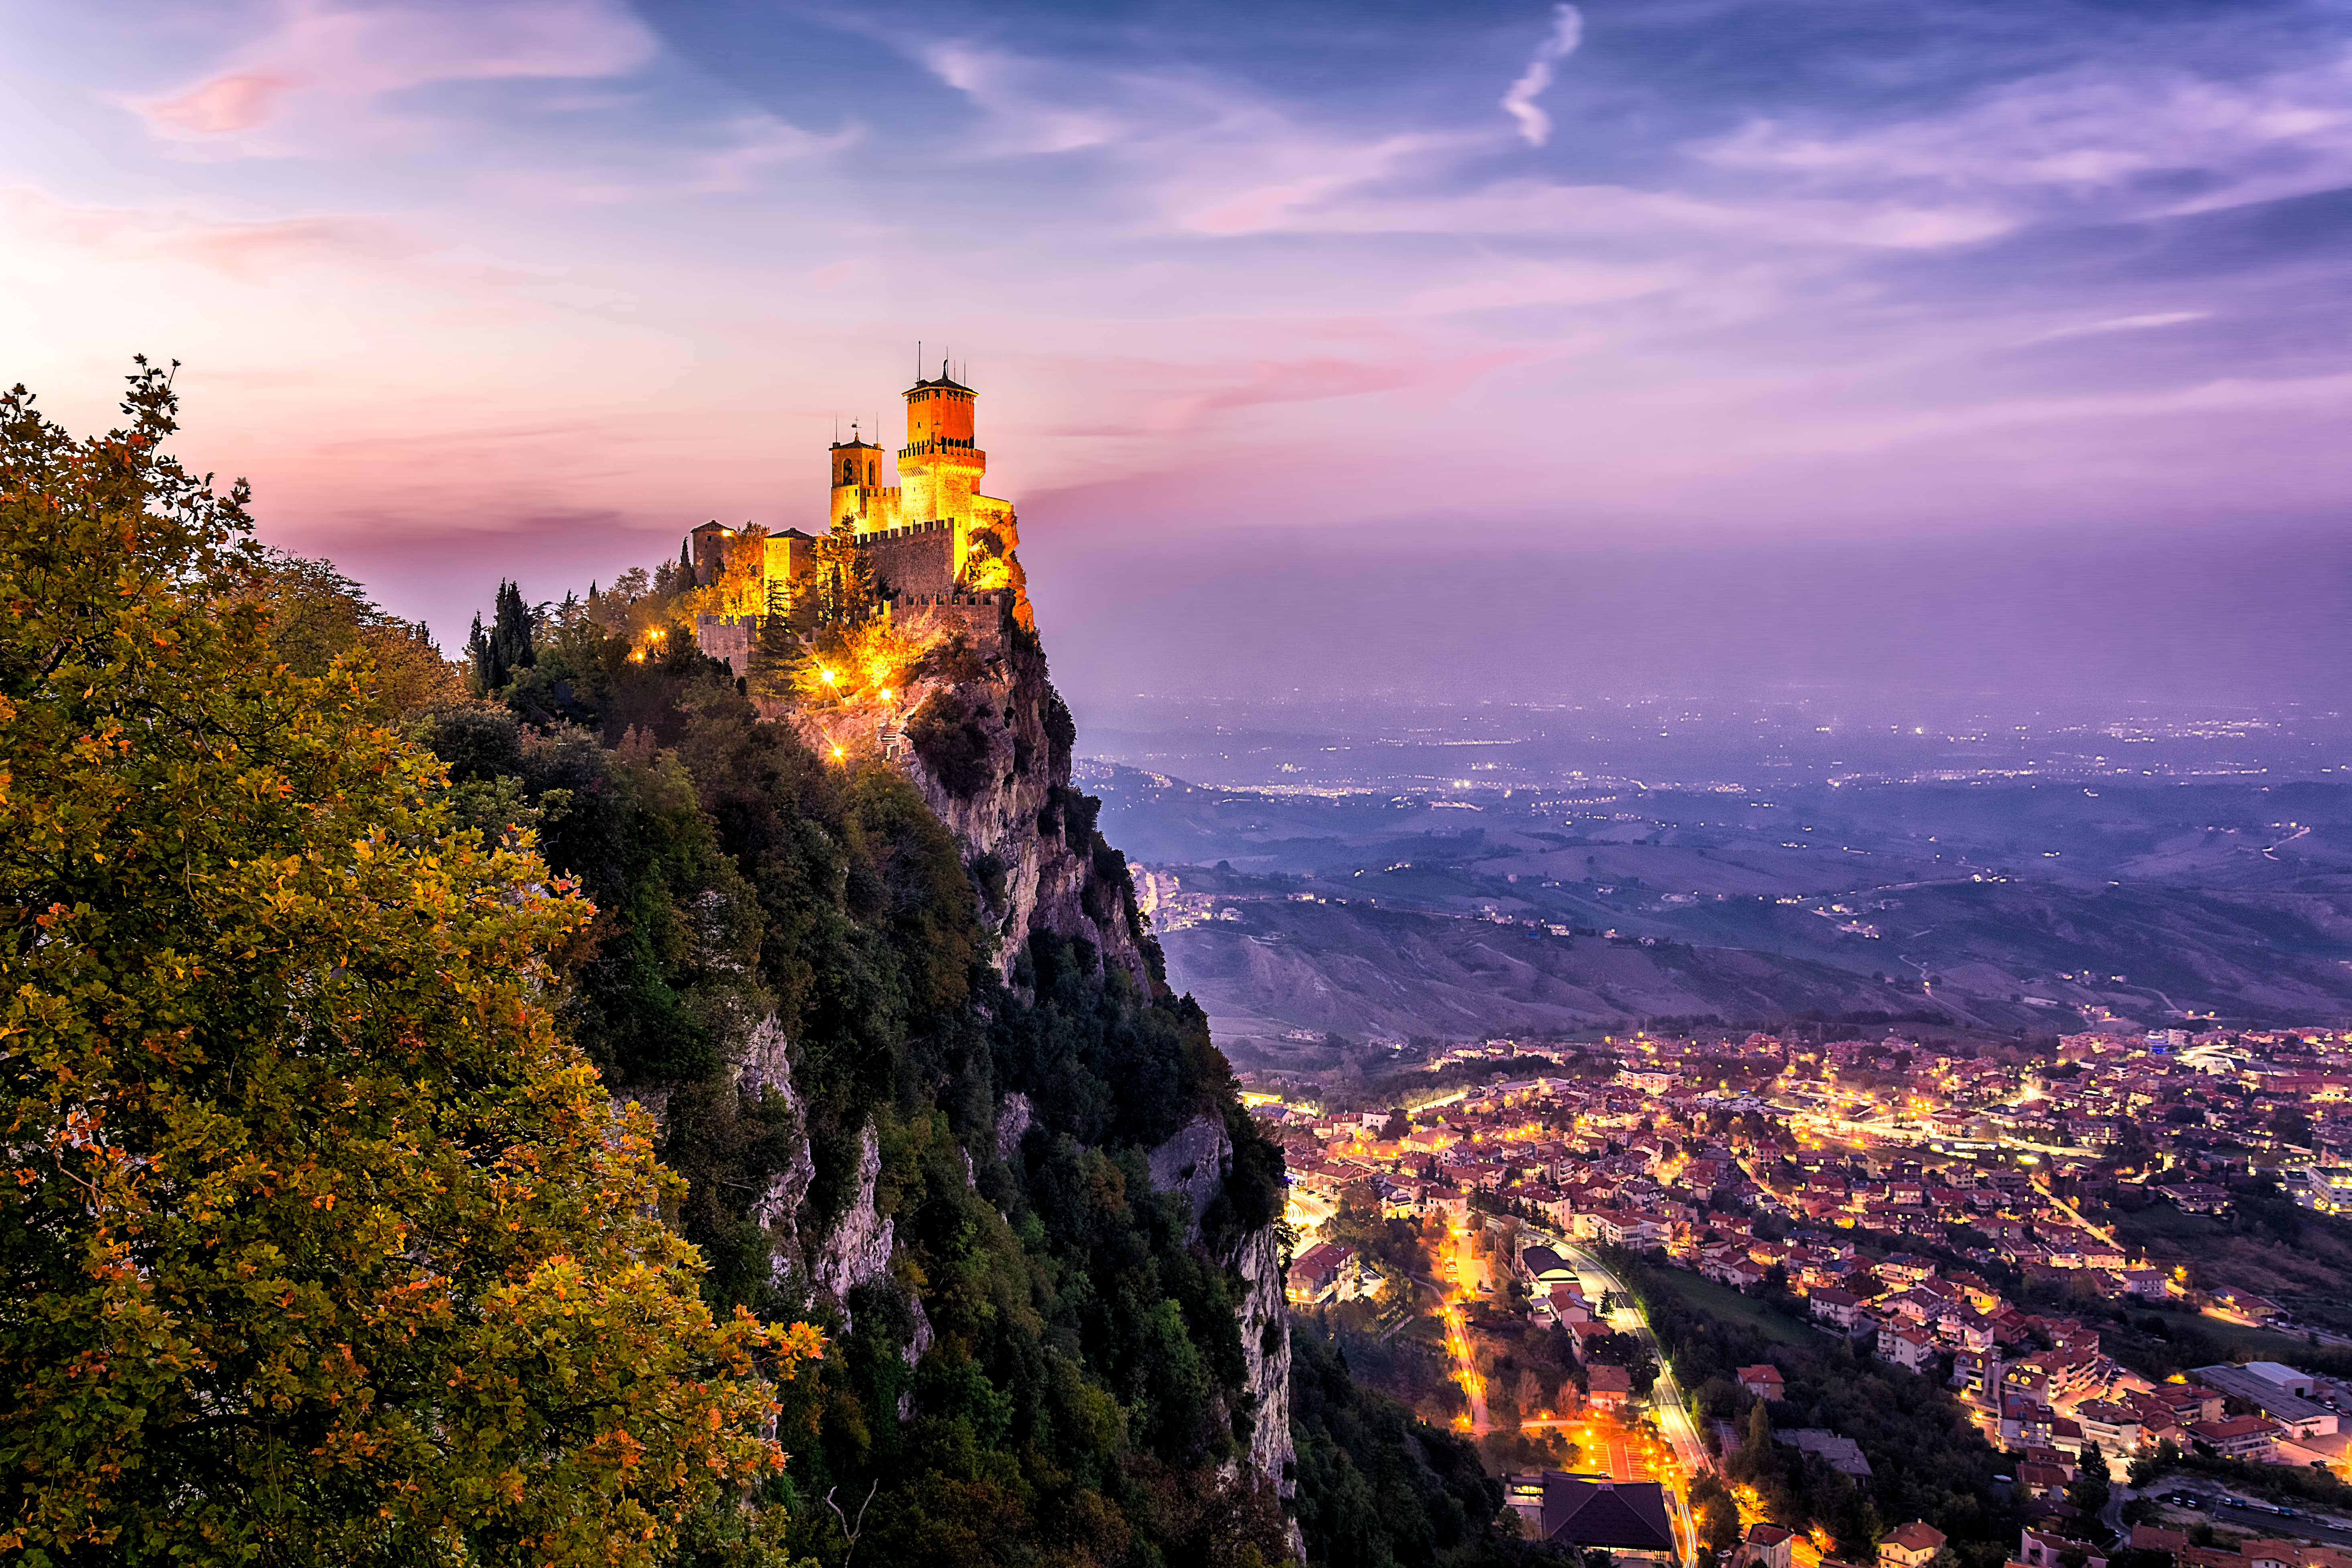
[
  {"x1": 695, "y1": 614, "x2": 762, "y2": 679},
  {"x1": 695, "y1": 593, "x2": 1003, "y2": 683},
  {"x1": 860, "y1": 521, "x2": 959, "y2": 598},
  {"x1": 895, "y1": 591, "x2": 1011, "y2": 657},
  {"x1": 898, "y1": 449, "x2": 983, "y2": 526}
]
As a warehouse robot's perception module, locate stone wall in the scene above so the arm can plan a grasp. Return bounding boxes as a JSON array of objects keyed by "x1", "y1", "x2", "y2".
[
  {"x1": 695, "y1": 614, "x2": 760, "y2": 679},
  {"x1": 860, "y1": 521, "x2": 959, "y2": 598},
  {"x1": 894, "y1": 591, "x2": 1011, "y2": 657}
]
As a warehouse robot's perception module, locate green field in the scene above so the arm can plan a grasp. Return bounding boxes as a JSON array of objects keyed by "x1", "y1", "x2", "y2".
[
  {"x1": 2112, "y1": 1203, "x2": 2352, "y2": 1335},
  {"x1": 1644, "y1": 1265, "x2": 1814, "y2": 1347},
  {"x1": 2192, "y1": 1320, "x2": 2330, "y2": 1364}
]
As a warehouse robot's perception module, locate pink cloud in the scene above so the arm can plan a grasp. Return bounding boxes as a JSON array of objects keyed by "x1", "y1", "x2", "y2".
[
  {"x1": 125, "y1": 0, "x2": 658, "y2": 146},
  {"x1": 0, "y1": 186, "x2": 409, "y2": 277},
  {"x1": 1149, "y1": 346, "x2": 1536, "y2": 427},
  {"x1": 141, "y1": 71, "x2": 297, "y2": 135}
]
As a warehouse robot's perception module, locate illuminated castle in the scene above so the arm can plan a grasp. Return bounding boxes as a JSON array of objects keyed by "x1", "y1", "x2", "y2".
[{"x1": 690, "y1": 362, "x2": 1030, "y2": 644}]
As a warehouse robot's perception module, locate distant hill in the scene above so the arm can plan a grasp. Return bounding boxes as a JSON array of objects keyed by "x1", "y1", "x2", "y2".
[{"x1": 1088, "y1": 765, "x2": 2352, "y2": 1052}]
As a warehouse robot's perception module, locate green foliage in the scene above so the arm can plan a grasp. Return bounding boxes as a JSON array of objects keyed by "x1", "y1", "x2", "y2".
[
  {"x1": 1690, "y1": 1472, "x2": 1742, "y2": 1554},
  {"x1": 0, "y1": 364, "x2": 809, "y2": 1565},
  {"x1": 249, "y1": 546, "x2": 465, "y2": 716},
  {"x1": 468, "y1": 576, "x2": 538, "y2": 693},
  {"x1": 425, "y1": 572, "x2": 1326, "y2": 1564},
  {"x1": 906, "y1": 688, "x2": 997, "y2": 797},
  {"x1": 2067, "y1": 1442, "x2": 2111, "y2": 1518},
  {"x1": 1290, "y1": 1324, "x2": 1554, "y2": 1568},
  {"x1": 794, "y1": 532, "x2": 877, "y2": 628},
  {"x1": 992, "y1": 933, "x2": 1231, "y2": 1152}
]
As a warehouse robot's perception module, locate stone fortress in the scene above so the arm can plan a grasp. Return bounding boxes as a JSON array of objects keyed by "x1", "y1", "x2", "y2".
[{"x1": 691, "y1": 364, "x2": 1032, "y2": 672}]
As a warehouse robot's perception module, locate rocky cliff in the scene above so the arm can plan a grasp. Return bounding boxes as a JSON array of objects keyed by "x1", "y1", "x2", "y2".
[
  {"x1": 749, "y1": 613, "x2": 1298, "y2": 1519},
  {"x1": 898, "y1": 626, "x2": 1157, "y2": 992},
  {"x1": 1147, "y1": 1113, "x2": 1298, "y2": 1517}
]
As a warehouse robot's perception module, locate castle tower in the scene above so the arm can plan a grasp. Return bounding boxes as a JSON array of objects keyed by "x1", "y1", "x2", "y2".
[
  {"x1": 689, "y1": 519, "x2": 736, "y2": 586},
  {"x1": 813, "y1": 360, "x2": 1029, "y2": 629},
  {"x1": 828, "y1": 425, "x2": 888, "y2": 536},
  {"x1": 896, "y1": 363, "x2": 985, "y2": 527}
]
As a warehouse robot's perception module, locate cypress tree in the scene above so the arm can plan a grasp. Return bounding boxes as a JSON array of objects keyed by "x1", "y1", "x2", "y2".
[{"x1": 469, "y1": 580, "x2": 537, "y2": 695}]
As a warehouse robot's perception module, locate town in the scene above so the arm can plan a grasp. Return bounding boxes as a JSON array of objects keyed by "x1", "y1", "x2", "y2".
[{"x1": 1265, "y1": 1023, "x2": 2352, "y2": 1568}]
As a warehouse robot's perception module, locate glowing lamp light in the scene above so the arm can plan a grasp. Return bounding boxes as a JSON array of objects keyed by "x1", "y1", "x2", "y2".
[
  {"x1": 831, "y1": 745, "x2": 845, "y2": 760},
  {"x1": 879, "y1": 687, "x2": 894, "y2": 703},
  {"x1": 819, "y1": 668, "x2": 837, "y2": 685}
]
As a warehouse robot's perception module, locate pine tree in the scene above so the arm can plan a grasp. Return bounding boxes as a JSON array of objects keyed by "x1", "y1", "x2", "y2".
[
  {"x1": 750, "y1": 576, "x2": 799, "y2": 703},
  {"x1": 796, "y1": 531, "x2": 875, "y2": 630}
]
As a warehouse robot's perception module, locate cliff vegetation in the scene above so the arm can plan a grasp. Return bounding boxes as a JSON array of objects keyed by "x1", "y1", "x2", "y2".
[{"x1": 0, "y1": 366, "x2": 1548, "y2": 1568}]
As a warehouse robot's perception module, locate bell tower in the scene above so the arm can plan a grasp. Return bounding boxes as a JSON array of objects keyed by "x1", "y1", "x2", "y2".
[
  {"x1": 898, "y1": 362, "x2": 985, "y2": 526},
  {"x1": 828, "y1": 422, "x2": 887, "y2": 536}
]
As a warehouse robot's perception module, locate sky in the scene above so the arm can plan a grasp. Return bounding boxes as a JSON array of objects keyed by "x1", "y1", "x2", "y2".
[{"x1": 4, "y1": 0, "x2": 2347, "y2": 717}]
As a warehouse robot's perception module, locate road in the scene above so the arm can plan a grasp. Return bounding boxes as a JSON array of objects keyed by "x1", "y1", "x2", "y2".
[
  {"x1": 2184, "y1": 1490, "x2": 2352, "y2": 1549},
  {"x1": 1553, "y1": 1235, "x2": 1713, "y2": 1479},
  {"x1": 2041, "y1": 1186, "x2": 2119, "y2": 1246},
  {"x1": 2266, "y1": 825, "x2": 2313, "y2": 861},
  {"x1": 1550, "y1": 1233, "x2": 1707, "y2": 1564},
  {"x1": 1437, "y1": 1224, "x2": 1491, "y2": 1433},
  {"x1": 1430, "y1": 1220, "x2": 1705, "y2": 1561}
]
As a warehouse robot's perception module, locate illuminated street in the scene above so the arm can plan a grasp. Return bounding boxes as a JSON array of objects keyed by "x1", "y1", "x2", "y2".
[
  {"x1": 1433, "y1": 1216, "x2": 1706, "y2": 1562},
  {"x1": 1441, "y1": 1222, "x2": 1491, "y2": 1432}
]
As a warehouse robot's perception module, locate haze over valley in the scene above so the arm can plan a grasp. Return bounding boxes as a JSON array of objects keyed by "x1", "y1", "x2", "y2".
[{"x1": 1085, "y1": 699, "x2": 2352, "y2": 1060}]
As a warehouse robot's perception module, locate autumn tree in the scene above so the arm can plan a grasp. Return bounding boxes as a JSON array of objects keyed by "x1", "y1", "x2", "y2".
[
  {"x1": 793, "y1": 529, "x2": 875, "y2": 629},
  {"x1": 0, "y1": 363, "x2": 818, "y2": 1564},
  {"x1": 1690, "y1": 1471, "x2": 1742, "y2": 1554},
  {"x1": 248, "y1": 547, "x2": 467, "y2": 718},
  {"x1": 696, "y1": 522, "x2": 770, "y2": 618}
]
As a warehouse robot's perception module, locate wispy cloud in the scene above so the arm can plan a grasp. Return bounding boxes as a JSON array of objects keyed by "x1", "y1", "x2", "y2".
[
  {"x1": 920, "y1": 40, "x2": 1131, "y2": 154},
  {"x1": 125, "y1": 0, "x2": 658, "y2": 151},
  {"x1": 1500, "y1": 5, "x2": 1583, "y2": 148},
  {"x1": 7, "y1": 0, "x2": 2344, "y2": 657},
  {"x1": 0, "y1": 185, "x2": 414, "y2": 277},
  {"x1": 1696, "y1": 48, "x2": 2352, "y2": 221},
  {"x1": 2017, "y1": 312, "x2": 2210, "y2": 345}
]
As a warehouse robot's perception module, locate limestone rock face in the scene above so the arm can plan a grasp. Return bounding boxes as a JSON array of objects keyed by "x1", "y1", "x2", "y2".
[
  {"x1": 1146, "y1": 1113, "x2": 1232, "y2": 1243},
  {"x1": 1231, "y1": 1223, "x2": 1300, "y2": 1510},
  {"x1": 1143, "y1": 1117, "x2": 1296, "y2": 1518},
  {"x1": 811, "y1": 1121, "x2": 895, "y2": 1329},
  {"x1": 738, "y1": 1017, "x2": 815, "y2": 1278},
  {"x1": 900, "y1": 637, "x2": 1154, "y2": 991},
  {"x1": 995, "y1": 1091, "x2": 1033, "y2": 1163}
]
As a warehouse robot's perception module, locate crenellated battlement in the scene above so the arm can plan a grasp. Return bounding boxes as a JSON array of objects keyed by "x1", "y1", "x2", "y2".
[
  {"x1": 854, "y1": 518, "x2": 956, "y2": 541},
  {"x1": 888, "y1": 591, "x2": 1011, "y2": 607}
]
